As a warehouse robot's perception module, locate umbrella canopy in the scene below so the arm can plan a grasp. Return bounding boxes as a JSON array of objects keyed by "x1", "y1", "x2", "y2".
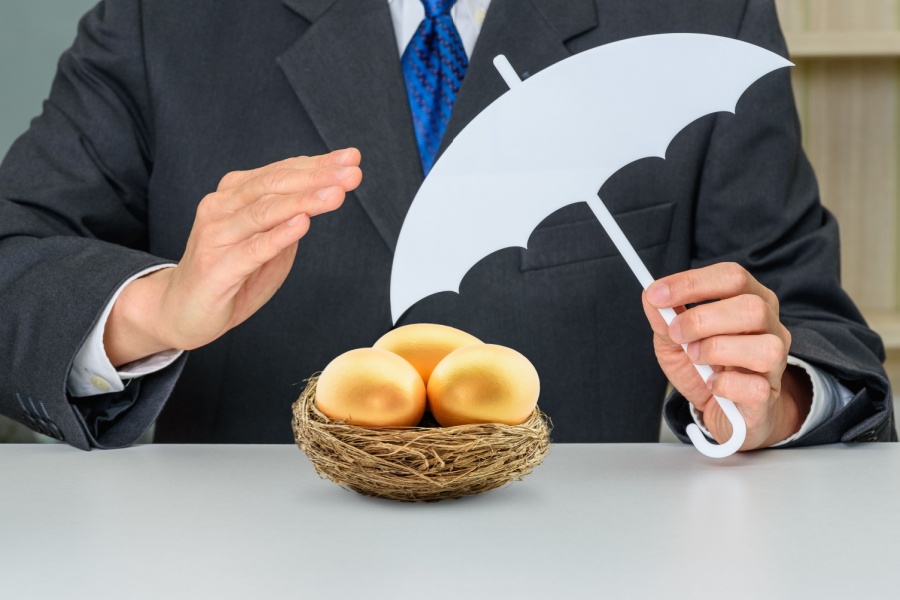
[{"x1": 390, "y1": 33, "x2": 792, "y2": 324}]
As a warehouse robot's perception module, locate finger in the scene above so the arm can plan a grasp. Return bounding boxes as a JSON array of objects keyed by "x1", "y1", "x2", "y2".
[
  {"x1": 641, "y1": 290, "x2": 678, "y2": 338},
  {"x1": 646, "y1": 263, "x2": 777, "y2": 312},
  {"x1": 698, "y1": 400, "x2": 741, "y2": 449},
  {"x1": 643, "y1": 292, "x2": 712, "y2": 406},
  {"x1": 206, "y1": 165, "x2": 360, "y2": 215},
  {"x1": 706, "y1": 369, "x2": 774, "y2": 416},
  {"x1": 701, "y1": 369, "x2": 775, "y2": 450},
  {"x1": 668, "y1": 293, "x2": 786, "y2": 345},
  {"x1": 217, "y1": 148, "x2": 360, "y2": 191},
  {"x1": 228, "y1": 164, "x2": 361, "y2": 210},
  {"x1": 226, "y1": 213, "x2": 312, "y2": 279},
  {"x1": 216, "y1": 186, "x2": 346, "y2": 244},
  {"x1": 641, "y1": 290, "x2": 692, "y2": 363},
  {"x1": 687, "y1": 334, "x2": 787, "y2": 388}
]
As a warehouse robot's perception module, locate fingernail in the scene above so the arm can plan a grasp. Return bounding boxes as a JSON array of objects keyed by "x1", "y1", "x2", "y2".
[
  {"x1": 668, "y1": 318, "x2": 683, "y2": 343},
  {"x1": 706, "y1": 372, "x2": 717, "y2": 390},
  {"x1": 687, "y1": 341, "x2": 699, "y2": 361},
  {"x1": 317, "y1": 186, "x2": 336, "y2": 201},
  {"x1": 647, "y1": 282, "x2": 670, "y2": 306},
  {"x1": 336, "y1": 167, "x2": 355, "y2": 181},
  {"x1": 288, "y1": 213, "x2": 307, "y2": 227}
]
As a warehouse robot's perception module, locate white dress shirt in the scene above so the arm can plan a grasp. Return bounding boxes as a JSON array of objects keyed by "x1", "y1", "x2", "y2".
[{"x1": 67, "y1": 0, "x2": 852, "y2": 446}]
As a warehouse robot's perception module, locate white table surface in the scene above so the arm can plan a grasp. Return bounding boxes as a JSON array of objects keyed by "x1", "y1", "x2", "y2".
[{"x1": 1, "y1": 443, "x2": 898, "y2": 600}]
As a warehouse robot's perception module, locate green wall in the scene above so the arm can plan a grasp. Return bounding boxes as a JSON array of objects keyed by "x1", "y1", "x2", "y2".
[
  {"x1": 0, "y1": 0, "x2": 100, "y2": 159},
  {"x1": 0, "y1": 0, "x2": 99, "y2": 442}
]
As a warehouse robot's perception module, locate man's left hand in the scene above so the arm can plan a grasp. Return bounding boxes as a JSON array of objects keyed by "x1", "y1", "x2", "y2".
[{"x1": 642, "y1": 262, "x2": 813, "y2": 450}]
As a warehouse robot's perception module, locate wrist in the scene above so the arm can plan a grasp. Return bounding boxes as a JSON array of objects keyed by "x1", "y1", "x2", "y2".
[
  {"x1": 763, "y1": 365, "x2": 813, "y2": 447},
  {"x1": 104, "y1": 268, "x2": 177, "y2": 367}
]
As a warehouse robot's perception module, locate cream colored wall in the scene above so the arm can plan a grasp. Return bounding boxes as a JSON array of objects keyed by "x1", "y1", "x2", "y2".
[{"x1": 776, "y1": 0, "x2": 900, "y2": 391}]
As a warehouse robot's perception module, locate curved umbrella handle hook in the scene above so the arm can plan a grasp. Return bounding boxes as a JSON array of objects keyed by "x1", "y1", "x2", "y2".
[
  {"x1": 684, "y1": 363, "x2": 747, "y2": 458},
  {"x1": 584, "y1": 197, "x2": 747, "y2": 458}
]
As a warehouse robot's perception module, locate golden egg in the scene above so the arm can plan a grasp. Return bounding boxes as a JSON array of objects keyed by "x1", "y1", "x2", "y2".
[
  {"x1": 316, "y1": 348, "x2": 426, "y2": 427},
  {"x1": 373, "y1": 323, "x2": 482, "y2": 385},
  {"x1": 427, "y1": 344, "x2": 540, "y2": 427}
]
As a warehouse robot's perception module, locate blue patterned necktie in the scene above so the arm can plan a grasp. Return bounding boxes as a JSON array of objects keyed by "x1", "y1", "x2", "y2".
[{"x1": 401, "y1": 0, "x2": 469, "y2": 175}]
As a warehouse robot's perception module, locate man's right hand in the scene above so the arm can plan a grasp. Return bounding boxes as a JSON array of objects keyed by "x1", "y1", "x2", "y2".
[{"x1": 103, "y1": 148, "x2": 362, "y2": 367}]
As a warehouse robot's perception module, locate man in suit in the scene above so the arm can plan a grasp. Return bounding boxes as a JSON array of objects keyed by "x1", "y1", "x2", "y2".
[{"x1": 0, "y1": 0, "x2": 894, "y2": 450}]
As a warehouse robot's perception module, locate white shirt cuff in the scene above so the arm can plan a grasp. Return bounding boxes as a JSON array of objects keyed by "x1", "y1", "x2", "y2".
[
  {"x1": 688, "y1": 355, "x2": 855, "y2": 447},
  {"x1": 67, "y1": 264, "x2": 182, "y2": 398}
]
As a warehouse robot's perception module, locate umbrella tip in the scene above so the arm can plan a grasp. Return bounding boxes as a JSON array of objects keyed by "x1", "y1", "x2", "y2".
[{"x1": 493, "y1": 55, "x2": 523, "y2": 90}]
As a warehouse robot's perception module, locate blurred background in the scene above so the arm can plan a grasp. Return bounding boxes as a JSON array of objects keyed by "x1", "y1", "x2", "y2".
[{"x1": 1, "y1": 0, "x2": 898, "y2": 443}]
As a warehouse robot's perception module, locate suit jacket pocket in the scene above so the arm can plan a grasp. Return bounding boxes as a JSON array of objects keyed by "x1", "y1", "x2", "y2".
[{"x1": 520, "y1": 201, "x2": 675, "y2": 272}]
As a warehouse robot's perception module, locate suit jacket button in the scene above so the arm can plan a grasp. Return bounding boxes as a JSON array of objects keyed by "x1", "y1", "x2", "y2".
[
  {"x1": 856, "y1": 430, "x2": 877, "y2": 442},
  {"x1": 23, "y1": 414, "x2": 38, "y2": 431},
  {"x1": 47, "y1": 422, "x2": 64, "y2": 440},
  {"x1": 35, "y1": 418, "x2": 51, "y2": 437}
]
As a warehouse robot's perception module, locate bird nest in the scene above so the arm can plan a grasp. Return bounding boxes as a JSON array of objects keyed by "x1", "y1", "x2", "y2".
[{"x1": 291, "y1": 375, "x2": 552, "y2": 502}]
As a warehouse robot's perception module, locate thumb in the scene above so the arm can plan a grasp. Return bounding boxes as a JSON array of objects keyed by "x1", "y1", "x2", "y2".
[{"x1": 699, "y1": 397, "x2": 734, "y2": 445}]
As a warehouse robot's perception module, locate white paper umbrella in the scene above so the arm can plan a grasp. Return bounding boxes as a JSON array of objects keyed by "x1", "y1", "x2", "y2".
[{"x1": 390, "y1": 34, "x2": 792, "y2": 458}]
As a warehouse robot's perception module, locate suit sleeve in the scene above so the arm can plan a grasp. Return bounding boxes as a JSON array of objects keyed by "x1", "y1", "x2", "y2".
[
  {"x1": 0, "y1": 0, "x2": 186, "y2": 450},
  {"x1": 662, "y1": 0, "x2": 896, "y2": 445}
]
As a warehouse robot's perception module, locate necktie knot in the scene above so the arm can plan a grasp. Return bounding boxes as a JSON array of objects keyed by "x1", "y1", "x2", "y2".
[
  {"x1": 403, "y1": 0, "x2": 468, "y2": 174},
  {"x1": 421, "y1": 0, "x2": 456, "y2": 18}
]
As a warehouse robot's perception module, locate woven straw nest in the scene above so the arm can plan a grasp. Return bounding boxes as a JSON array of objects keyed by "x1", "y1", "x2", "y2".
[{"x1": 291, "y1": 375, "x2": 552, "y2": 502}]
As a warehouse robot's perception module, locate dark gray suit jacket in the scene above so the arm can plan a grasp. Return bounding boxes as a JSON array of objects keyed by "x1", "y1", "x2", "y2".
[{"x1": 0, "y1": 0, "x2": 894, "y2": 449}]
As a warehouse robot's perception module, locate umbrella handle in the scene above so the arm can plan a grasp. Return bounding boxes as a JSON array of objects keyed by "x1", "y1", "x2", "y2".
[{"x1": 584, "y1": 197, "x2": 747, "y2": 458}]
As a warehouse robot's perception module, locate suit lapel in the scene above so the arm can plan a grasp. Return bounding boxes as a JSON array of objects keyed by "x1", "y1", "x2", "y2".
[
  {"x1": 278, "y1": 0, "x2": 423, "y2": 252},
  {"x1": 437, "y1": 0, "x2": 598, "y2": 158},
  {"x1": 278, "y1": 0, "x2": 598, "y2": 252}
]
